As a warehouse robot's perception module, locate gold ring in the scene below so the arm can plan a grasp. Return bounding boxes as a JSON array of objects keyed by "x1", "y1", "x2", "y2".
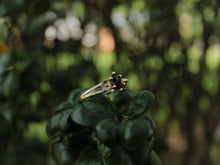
[{"x1": 79, "y1": 72, "x2": 128, "y2": 101}]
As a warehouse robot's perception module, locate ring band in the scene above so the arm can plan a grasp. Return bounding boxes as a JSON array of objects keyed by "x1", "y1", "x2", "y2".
[{"x1": 79, "y1": 72, "x2": 128, "y2": 101}]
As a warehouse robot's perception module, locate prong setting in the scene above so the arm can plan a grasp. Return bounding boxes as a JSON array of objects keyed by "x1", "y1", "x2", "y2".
[
  {"x1": 112, "y1": 85, "x2": 117, "y2": 89},
  {"x1": 119, "y1": 88, "x2": 123, "y2": 91},
  {"x1": 109, "y1": 72, "x2": 127, "y2": 90}
]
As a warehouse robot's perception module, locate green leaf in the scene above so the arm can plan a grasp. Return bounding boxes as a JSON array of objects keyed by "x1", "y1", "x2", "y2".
[
  {"x1": 46, "y1": 109, "x2": 72, "y2": 139},
  {"x1": 51, "y1": 133, "x2": 93, "y2": 165},
  {"x1": 120, "y1": 118, "x2": 153, "y2": 150},
  {"x1": 50, "y1": 140, "x2": 78, "y2": 165},
  {"x1": 74, "y1": 147, "x2": 102, "y2": 165},
  {"x1": 99, "y1": 144, "x2": 132, "y2": 165},
  {"x1": 95, "y1": 119, "x2": 120, "y2": 147},
  {"x1": 139, "y1": 114, "x2": 156, "y2": 131},
  {"x1": 71, "y1": 103, "x2": 115, "y2": 127},
  {"x1": 58, "y1": 109, "x2": 72, "y2": 130},
  {"x1": 127, "y1": 90, "x2": 155, "y2": 118},
  {"x1": 46, "y1": 113, "x2": 61, "y2": 139},
  {"x1": 55, "y1": 101, "x2": 73, "y2": 112},
  {"x1": 83, "y1": 93, "x2": 117, "y2": 116},
  {"x1": 61, "y1": 123, "x2": 89, "y2": 146},
  {"x1": 128, "y1": 138, "x2": 155, "y2": 164},
  {"x1": 113, "y1": 88, "x2": 135, "y2": 115},
  {"x1": 68, "y1": 88, "x2": 83, "y2": 105},
  {"x1": 145, "y1": 151, "x2": 162, "y2": 165},
  {"x1": 50, "y1": 133, "x2": 96, "y2": 165}
]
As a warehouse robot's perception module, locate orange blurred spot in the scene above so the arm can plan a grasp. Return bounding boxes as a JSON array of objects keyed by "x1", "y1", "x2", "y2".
[
  {"x1": 98, "y1": 27, "x2": 115, "y2": 52},
  {"x1": 0, "y1": 40, "x2": 11, "y2": 54},
  {"x1": 166, "y1": 129, "x2": 187, "y2": 153},
  {"x1": 43, "y1": 39, "x2": 55, "y2": 49}
]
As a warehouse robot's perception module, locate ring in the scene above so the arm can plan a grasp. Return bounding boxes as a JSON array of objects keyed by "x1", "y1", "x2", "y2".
[{"x1": 79, "y1": 72, "x2": 128, "y2": 101}]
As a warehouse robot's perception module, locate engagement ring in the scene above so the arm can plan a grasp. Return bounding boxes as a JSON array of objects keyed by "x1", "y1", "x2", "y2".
[{"x1": 79, "y1": 72, "x2": 128, "y2": 101}]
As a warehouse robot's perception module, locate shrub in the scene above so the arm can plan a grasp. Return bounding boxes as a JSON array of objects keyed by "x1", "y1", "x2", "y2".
[{"x1": 46, "y1": 88, "x2": 162, "y2": 165}]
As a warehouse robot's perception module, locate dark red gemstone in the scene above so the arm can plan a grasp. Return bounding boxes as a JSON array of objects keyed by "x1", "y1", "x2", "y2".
[{"x1": 111, "y1": 74, "x2": 124, "y2": 89}]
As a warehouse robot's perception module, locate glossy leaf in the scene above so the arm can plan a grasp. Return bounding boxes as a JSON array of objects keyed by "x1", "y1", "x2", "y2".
[
  {"x1": 99, "y1": 144, "x2": 132, "y2": 165},
  {"x1": 46, "y1": 109, "x2": 72, "y2": 139},
  {"x1": 62, "y1": 122, "x2": 89, "y2": 145},
  {"x1": 68, "y1": 88, "x2": 83, "y2": 105},
  {"x1": 58, "y1": 109, "x2": 72, "y2": 130},
  {"x1": 95, "y1": 119, "x2": 120, "y2": 147},
  {"x1": 127, "y1": 90, "x2": 155, "y2": 118},
  {"x1": 83, "y1": 93, "x2": 117, "y2": 116},
  {"x1": 120, "y1": 118, "x2": 153, "y2": 150},
  {"x1": 139, "y1": 114, "x2": 156, "y2": 131},
  {"x1": 145, "y1": 151, "x2": 162, "y2": 165},
  {"x1": 71, "y1": 103, "x2": 115, "y2": 127},
  {"x1": 46, "y1": 113, "x2": 61, "y2": 139},
  {"x1": 51, "y1": 133, "x2": 93, "y2": 165},
  {"x1": 55, "y1": 101, "x2": 73, "y2": 112},
  {"x1": 50, "y1": 140, "x2": 78, "y2": 165},
  {"x1": 113, "y1": 88, "x2": 135, "y2": 115},
  {"x1": 128, "y1": 138, "x2": 155, "y2": 164},
  {"x1": 74, "y1": 147, "x2": 102, "y2": 165}
]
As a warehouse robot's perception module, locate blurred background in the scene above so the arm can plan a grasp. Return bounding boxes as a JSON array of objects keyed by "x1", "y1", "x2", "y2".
[{"x1": 0, "y1": 0, "x2": 220, "y2": 165}]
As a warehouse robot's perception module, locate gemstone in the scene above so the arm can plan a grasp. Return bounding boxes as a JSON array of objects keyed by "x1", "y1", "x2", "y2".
[{"x1": 110, "y1": 73, "x2": 124, "y2": 89}]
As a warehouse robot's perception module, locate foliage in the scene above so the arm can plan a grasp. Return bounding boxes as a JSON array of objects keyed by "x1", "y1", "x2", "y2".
[
  {"x1": 0, "y1": 0, "x2": 220, "y2": 165},
  {"x1": 46, "y1": 88, "x2": 161, "y2": 165}
]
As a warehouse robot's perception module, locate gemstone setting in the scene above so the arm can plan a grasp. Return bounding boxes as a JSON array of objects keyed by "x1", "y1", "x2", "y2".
[{"x1": 110, "y1": 72, "x2": 125, "y2": 90}]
